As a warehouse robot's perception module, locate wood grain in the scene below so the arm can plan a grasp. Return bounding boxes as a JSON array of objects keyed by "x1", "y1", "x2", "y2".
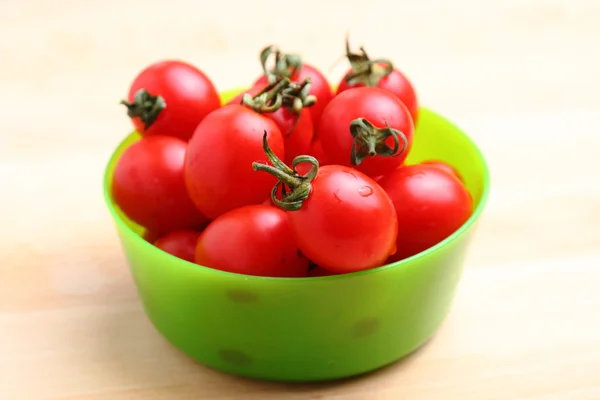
[{"x1": 1, "y1": 0, "x2": 599, "y2": 399}]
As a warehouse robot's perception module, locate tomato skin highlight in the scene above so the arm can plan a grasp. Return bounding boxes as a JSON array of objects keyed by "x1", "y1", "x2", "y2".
[
  {"x1": 255, "y1": 64, "x2": 332, "y2": 128},
  {"x1": 195, "y1": 205, "x2": 309, "y2": 277},
  {"x1": 287, "y1": 165, "x2": 397, "y2": 273},
  {"x1": 319, "y1": 87, "x2": 414, "y2": 178},
  {"x1": 378, "y1": 164, "x2": 473, "y2": 262},
  {"x1": 125, "y1": 60, "x2": 221, "y2": 141},
  {"x1": 112, "y1": 136, "x2": 208, "y2": 234},
  {"x1": 337, "y1": 67, "x2": 419, "y2": 126},
  {"x1": 154, "y1": 229, "x2": 201, "y2": 263},
  {"x1": 184, "y1": 105, "x2": 285, "y2": 219}
]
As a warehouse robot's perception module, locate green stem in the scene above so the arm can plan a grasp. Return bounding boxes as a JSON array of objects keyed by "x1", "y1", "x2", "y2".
[
  {"x1": 349, "y1": 118, "x2": 408, "y2": 166},
  {"x1": 120, "y1": 89, "x2": 166, "y2": 129},
  {"x1": 242, "y1": 77, "x2": 290, "y2": 113},
  {"x1": 251, "y1": 131, "x2": 319, "y2": 211},
  {"x1": 281, "y1": 77, "x2": 317, "y2": 114},
  {"x1": 260, "y1": 45, "x2": 303, "y2": 84},
  {"x1": 343, "y1": 36, "x2": 394, "y2": 87}
]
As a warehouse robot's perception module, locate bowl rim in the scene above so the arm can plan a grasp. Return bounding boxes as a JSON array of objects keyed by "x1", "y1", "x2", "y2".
[{"x1": 104, "y1": 103, "x2": 490, "y2": 282}]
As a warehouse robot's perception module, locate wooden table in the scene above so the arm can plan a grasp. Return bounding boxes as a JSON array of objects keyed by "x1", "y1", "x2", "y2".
[{"x1": 2, "y1": 1, "x2": 599, "y2": 398}]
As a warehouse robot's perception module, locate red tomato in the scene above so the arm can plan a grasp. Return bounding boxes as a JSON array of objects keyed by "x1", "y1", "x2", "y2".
[
  {"x1": 237, "y1": 78, "x2": 315, "y2": 166},
  {"x1": 420, "y1": 160, "x2": 464, "y2": 182},
  {"x1": 254, "y1": 46, "x2": 332, "y2": 127},
  {"x1": 154, "y1": 229, "x2": 201, "y2": 263},
  {"x1": 184, "y1": 104, "x2": 285, "y2": 219},
  {"x1": 319, "y1": 87, "x2": 414, "y2": 177},
  {"x1": 112, "y1": 136, "x2": 208, "y2": 234},
  {"x1": 121, "y1": 60, "x2": 221, "y2": 141},
  {"x1": 253, "y1": 143, "x2": 398, "y2": 273},
  {"x1": 309, "y1": 138, "x2": 330, "y2": 166},
  {"x1": 336, "y1": 40, "x2": 419, "y2": 125},
  {"x1": 195, "y1": 205, "x2": 309, "y2": 277},
  {"x1": 267, "y1": 107, "x2": 313, "y2": 165},
  {"x1": 378, "y1": 164, "x2": 473, "y2": 262}
]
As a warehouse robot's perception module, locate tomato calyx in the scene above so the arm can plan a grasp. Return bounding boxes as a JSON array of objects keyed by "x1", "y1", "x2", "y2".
[
  {"x1": 349, "y1": 118, "x2": 408, "y2": 166},
  {"x1": 281, "y1": 77, "x2": 317, "y2": 114},
  {"x1": 343, "y1": 36, "x2": 394, "y2": 87},
  {"x1": 243, "y1": 77, "x2": 316, "y2": 115},
  {"x1": 260, "y1": 45, "x2": 303, "y2": 84},
  {"x1": 120, "y1": 88, "x2": 166, "y2": 129},
  {"x1": 252, "y1": 132, "x2": 319, "y2": 211},
  {"x1": 242, "y1": 77, "x2": 289, "y2": 113}
]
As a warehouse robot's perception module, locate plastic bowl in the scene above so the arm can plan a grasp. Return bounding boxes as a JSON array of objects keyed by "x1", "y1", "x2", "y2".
[{"x1": 103, "y1": 88, "x2": 490, "y2": 382}]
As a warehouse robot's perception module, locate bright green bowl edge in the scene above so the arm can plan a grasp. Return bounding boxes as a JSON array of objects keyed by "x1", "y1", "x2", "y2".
[{"x1": 102, "y1": 88, "x2": 491, "y2": 282}]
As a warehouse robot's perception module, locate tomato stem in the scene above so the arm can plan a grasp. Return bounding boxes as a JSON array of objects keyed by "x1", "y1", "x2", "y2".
[
  {"x1": 349, "y1": 118, "x2": 408, "y2": 166},
  {"x1": 281, "y1": 77, "x2": 317, "y2": 114},
  {"x1": 120, "y1": 89, "x2": 166, "y2": 129},
  {"x1": 260, "y1": 45, "x2": 303, "y2": 84},
  {"x1": 243, "y1": 77, "x2": 316, "y2": 138},
  {"x1": 343, "y1": 36, "x2": 394, "y2": 87},
  {"x1": 252, "y1": 131, "x2": 319, "y2": 211},
  {"x1": 242, "y1": 77, "x2": 289, "y2": 113}
]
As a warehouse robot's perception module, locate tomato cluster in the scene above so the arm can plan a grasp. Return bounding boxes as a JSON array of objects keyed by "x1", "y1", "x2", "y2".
[{"x1": 113, "y1": 38, "x2": 473, "y2": 278}]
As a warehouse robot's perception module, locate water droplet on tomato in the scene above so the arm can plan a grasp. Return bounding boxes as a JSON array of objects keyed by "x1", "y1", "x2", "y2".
[
  {"x1": 358, "y1": 186, "x2": 374, "y2": 197},
  {"x1": 344, "y1": 171, "x2": 358, "y2": 179}
]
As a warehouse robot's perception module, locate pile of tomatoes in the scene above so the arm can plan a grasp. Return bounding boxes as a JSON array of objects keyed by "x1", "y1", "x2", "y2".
[{"x1": 112, "y1": 38, "x2": 473, "y2": 278}]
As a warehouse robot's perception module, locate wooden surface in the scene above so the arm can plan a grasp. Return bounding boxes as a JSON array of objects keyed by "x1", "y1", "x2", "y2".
[{"x1": 2, "y1": 1, "x2": 599, "y2": 399}]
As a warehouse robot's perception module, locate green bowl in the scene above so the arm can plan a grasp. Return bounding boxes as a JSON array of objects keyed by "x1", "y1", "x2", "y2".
[{"x1": 103, "y1": 88, "x2": 490, "y2": 382}]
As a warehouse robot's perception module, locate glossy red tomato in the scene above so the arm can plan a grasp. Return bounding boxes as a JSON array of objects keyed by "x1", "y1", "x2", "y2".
[
  {"x1": 267, "y1": 107, "x2": 313, "y2": 165},
  {"x1": 253, "y1": 147, "x2": 398, "y2": 273},
  {"x1": 195, "y1": 205, "x2": 309, "y2": 277},
  {"x1": 112, "y1": 136, "x2": 208, "y2": 234},
  {"x1": 254, "y1": 47, "x2": 332, "y2": 126},
  {"x1": 231, "y1": 79, "x2": 315, "y2": 166},
  {"x1": 184, "y1": 104, "x2": 285, "y2": 219},
  {"x1": 154, "y1": 229, "x2": 201, "y2": 263},
  {"x1": 378, "y1": 164, "x2": 473, "y2": 262},
  {"x1": 420, "y1": 160, "x2": 464, "y2": 182},
  {"x1": 337, "y1": 68, "x2": 419, "y2": 127},
  {"x1": 336, "y1": 40, "x2": 419, "y2": 125},
  {"x1": 319, "y1": 87, "x2": 414, "y2": 177},
  {"x1": 309, "y1": 138, "x2": 330, "y2": 166},
  {"x1": 122, "y1": 60, "x2": 221, "y2": 141}
]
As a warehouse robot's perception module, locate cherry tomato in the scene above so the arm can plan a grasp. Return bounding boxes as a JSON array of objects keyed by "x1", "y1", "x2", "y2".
[
  {"x1": 112, "y1": 136, "x2": 208, "y2": 234},
  {"x1": 121, "y1": 60, "x2": 221, "y2": 141},
  {"x1": 195, "y1": 205, "x2": 309, "y2": 277},
  {"x1": 378, "y1": 164, "x2": 473, "y2": 262},
  {"x1": 267, "y1": 107, "x2": 313, "y2": 165},
  {"x1": 319, "y1": 87, "x2": 414, "y2": 177},
  {"x1": 154, "y1": 229, "x2": 201, "y2": 263},
  {"x1": 238, "y1": 78, "x2": 315, "y2": 166},
  {"x1": 254, "y1": 46, "x2": 333, "y2": 127},
  {"x1": 309, "y1": 138, "x2": 330, "y2": 166},
  {"x1": 253, "y1": 139, "x2": 398, "y2": 273},
  {"x1": 184, "y1": 104, "x2": 285, "y2": 219},
  {"x1": 420, "y1": 160, "x2": 464, "y2": 182},
  {"x1": 336, "y1": 39, "x2": 419, "y2": 125}
]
